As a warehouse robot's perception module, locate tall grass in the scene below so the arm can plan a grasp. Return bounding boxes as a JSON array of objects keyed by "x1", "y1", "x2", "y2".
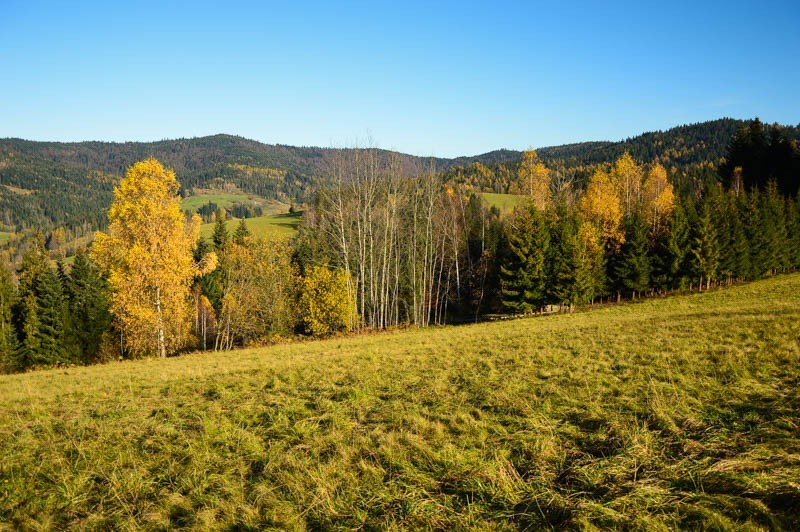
[{"x1": 1, "y1": 275, "x2": 798, "y2": 529}]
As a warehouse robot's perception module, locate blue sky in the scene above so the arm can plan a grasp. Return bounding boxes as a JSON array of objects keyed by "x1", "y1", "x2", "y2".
[{"x1": 1, "y1": 1, "x2": 798, "y2": 157}]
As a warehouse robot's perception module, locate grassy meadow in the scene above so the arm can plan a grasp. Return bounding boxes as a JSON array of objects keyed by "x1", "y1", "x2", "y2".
[
  {"x1": 180, "y1": 191, "x2": 254, "y2": 213},
  {"x1": 1, "y1": 275, "x2": 799, "y2": 529},
  {"x1": 199, "y1": 211, "x2": 302, "y2": 242},
  {"x1": 480, "y1": 192, "x2": 528, "y2": 214}
]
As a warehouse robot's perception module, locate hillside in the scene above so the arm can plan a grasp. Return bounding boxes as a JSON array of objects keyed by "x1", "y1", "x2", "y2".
[
  {"x1": 0, "y1": 135, "x2": 515, "y2": 232},
  {"x1": 1, "y1": 274, "x2": 798, "y2": 529},
  {"x1": 2, "y1": 118, "x2": 798, "y2": 232}
]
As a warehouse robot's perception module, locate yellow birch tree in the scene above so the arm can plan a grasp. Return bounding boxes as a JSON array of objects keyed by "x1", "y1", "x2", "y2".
[
  {"x1": 92, "y1": 158, "x2": 215, "y2": 358},
  {"x1": 641, "y1": 163, "x2": 675, "y2": 233},
  {"x1": 515, "y1": 149, "x2": 551, "y2": 211},
  {"x1": 579, "y1": 168, "x2": 625, "y2": 250}
]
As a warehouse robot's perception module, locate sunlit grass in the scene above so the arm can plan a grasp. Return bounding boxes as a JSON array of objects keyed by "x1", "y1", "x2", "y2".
[
  {"x1": 198, "y1": 212, "x2": 302, "y2": 242},
  {"x1": 1, "y1": 274, "x2": 799, "y2": 528},
  {"x1": 480, "y1": 192, "x2": 528, "y2": 213}
]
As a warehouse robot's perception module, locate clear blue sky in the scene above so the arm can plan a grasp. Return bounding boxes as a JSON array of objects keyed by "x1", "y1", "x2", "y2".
[{"x1": 1, "y1": 1, "x2": 798, "y2": 157}]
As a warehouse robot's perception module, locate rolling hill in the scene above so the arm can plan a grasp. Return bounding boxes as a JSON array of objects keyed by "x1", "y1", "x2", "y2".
[{"x1": 1, "y1": 118, "x2": 798, "y2": 233}]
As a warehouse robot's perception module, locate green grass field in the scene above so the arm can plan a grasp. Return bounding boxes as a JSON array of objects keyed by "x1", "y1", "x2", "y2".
[
  {"x1": 199, "y1": 212, "x2": 302, "y2": 242},
  {"x1": 180, "y1": 192, "x2": 253, "y2": 213},
  {"x1": 1, "y1": 275, "x2": 799, "y2": 529},
  {"x1": 0, "y1": 232, "x2": 11, "y2": 246},
  {"x1": 480, "y1": 192, "x2": 528, "y2": 213}
]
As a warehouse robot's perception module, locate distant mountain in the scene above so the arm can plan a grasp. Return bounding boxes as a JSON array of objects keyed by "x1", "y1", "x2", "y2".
[
  {"x1": 1, "y1": 118, "x2": 797, "y2": 233},
  {"x1": 446, "y1": 118, "x2": 800, "y2": 194},
  {"x1": 0, "y1": 135, "x2": 518, "y2": 232}
]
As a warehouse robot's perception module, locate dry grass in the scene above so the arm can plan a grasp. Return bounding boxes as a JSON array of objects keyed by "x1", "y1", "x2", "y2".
[{"x1": 1, "y1": 275, "x2": 799, "y2": 529}]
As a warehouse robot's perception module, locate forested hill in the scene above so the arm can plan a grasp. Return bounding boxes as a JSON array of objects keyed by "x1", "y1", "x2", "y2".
[
  {"x1": 0, "y1": 135, "x2": 517, "y2": 232},
  {"x1": 445, "y1": 118, "x2": 800, "y2": 194},
  {"x1": 538, "y1": 118, "x2": 748, "y2": 168},
  {"x1": 2, "y1": 118, "x2": 798, "y2": 232}
]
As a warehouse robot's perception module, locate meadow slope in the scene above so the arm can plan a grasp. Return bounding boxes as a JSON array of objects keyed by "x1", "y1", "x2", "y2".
[{"x1": 1, "y1": 275, "x2": 799, "y2": 529}]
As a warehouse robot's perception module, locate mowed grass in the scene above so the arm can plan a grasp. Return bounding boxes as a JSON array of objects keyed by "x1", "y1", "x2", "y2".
[
  {"x1": 481, "y1": 192, "x2": 528, "y2": 214},
  {"x1": 199, "y1": 212, "x2": 302, "y2": 242},
  {"x1": 2, "y1": 275, "x2": 800, "y2": 529}
]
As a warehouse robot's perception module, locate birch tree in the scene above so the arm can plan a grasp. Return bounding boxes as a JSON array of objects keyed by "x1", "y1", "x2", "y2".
[{"x1": 92, "y1": 158, "x2": 216, "y2": 358}]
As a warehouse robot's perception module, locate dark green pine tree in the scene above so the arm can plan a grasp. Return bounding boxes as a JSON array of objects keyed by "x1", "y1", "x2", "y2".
[
  {"x1": 547, "y1": 208, "x2": 595, "y2": 310},
  {"x1": 212, "y1": 208, "x2": 229, "y2": 252},
  {"x1": 613, "y1": 213, "x2": 651, "y2": 298},
  {"x1": 500, "y1": 204, "x2": 550, "y2": 313},
  {"x1": 786, "y1": 194, "x2": 800, "y2": 270},
  {"x1": 34, "y1": 266, "x2": 66, "y2": 364},
  {"x1": 727, "y1": 193, "x2": 752, "y2": 280},
  {"x1": 11, "y1": 235, "x2": 49, "y2": 370},
  {"x1": 13, "y1": 292, "x2": 42, "y2": 370},
  {"x1": 233, "y1": 219, "x2": 251, "y2": 245},
  {"x1": 691, "y1": 203, "x2": 720, "y2": 290},
  {"x1": 65, "y1": 249, "x2": 112, "y2": 364},
  {"x1": 663, "y1": 196, "x2": 693, "y2": 289},
  {"x1": 743, "y1": 189, "x2": 769, "y2": 278},
  {"x1": 760, "y1": 181, "x2": 790, "y2": 274},
  {"x1": 0, "y1": 261, "x2": 17, "y2": 372}
]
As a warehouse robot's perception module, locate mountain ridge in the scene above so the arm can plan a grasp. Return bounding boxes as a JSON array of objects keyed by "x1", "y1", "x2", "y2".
[{"x1": 1, "y1": 117, "x2": 798, "y2": 232}]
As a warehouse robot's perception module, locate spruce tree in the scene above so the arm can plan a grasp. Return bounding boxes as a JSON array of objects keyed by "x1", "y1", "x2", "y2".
[
  {"x1": 233, "y1": 219, "x2": 251, "y2": 245},
  {"x1": 0, "y1": 261, "x2": 17, "y2": 372},
  {"x1": 613, "y1": 213, "x2": 651, "y2": 298},
  {"x1": 66, "y1": 250, "x2": 112, "y2": 363},
  {"x1": 35, "y1": 267, "x2": 65, "y2": 364},
  {"x1": 500, "y1": 204, "x2": 550, "y2": 313},
  {"x1": 548, "y1": 208, "x2": 595, "y2": 309},
  {"x1": 691, "y1": 204, "x2": 720, "y2": 290},
  {"x1": 212, "y1": 208, "x2": 229, "y2": 252}
]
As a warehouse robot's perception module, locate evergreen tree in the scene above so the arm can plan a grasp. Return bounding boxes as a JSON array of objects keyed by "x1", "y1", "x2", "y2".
[
  {"x1": 13, "y1": 293, "x2": 42, "y2": 370},
  {"x1": 500, "y1": 204, "x2": 550, "y2": 313},
  {"x1": 691, "y1": 204, "x2": 720, "y2": 290},
  {"x1": 0, "y1": 261, "x2": 17, "y2": 372},
  {"x1": 743, "y1": 189, "x2": 769, "y2": 278},
  {"x1": 613, "y1": 213, "x2": 651, "y2": 298},
  {"x1": 548, "y1": 207, "x2": 596, "y2": 309},
  {"x1": 212, "y1": 208, "x2": 229, "y2": 252},
  {"x1": 233, "y1": 219, "x2": 251, "y2": 245},
  {"x1": 35, "y1": 266, "x2": 65, "y2": 364},
  {"x1": 11, "y1": 237, "x2": 49, "y2": 370},
  {"x1": 786, "y1": 194, "x2": 800, "y2": 269},
  {"x1": 728, "y1": 196, "x2": 752, "y2": 280},
  {"x1": 66, "y1": 250, "x2": 112, "y2": 363}
]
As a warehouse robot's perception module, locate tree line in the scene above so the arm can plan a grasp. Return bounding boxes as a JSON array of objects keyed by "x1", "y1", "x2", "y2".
[{"x1": 1, "y1": 143, "x2": 798, "y2": 372}]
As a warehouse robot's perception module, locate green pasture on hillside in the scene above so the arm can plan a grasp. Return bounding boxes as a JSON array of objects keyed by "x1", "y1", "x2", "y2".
[
  {"x1": 199, "y1": 211, "x2": 302, "y2": 242},
  {"x1": 480, "y1": 192, "x2": 528, "y2": 213},
  {"x1": 1, "y1": 275, "x2": 799, "y2": 529}
]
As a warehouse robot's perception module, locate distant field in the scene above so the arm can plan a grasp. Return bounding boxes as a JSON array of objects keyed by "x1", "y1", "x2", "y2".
[
  {"x1": 480, "y1": 192, "x2": 528, "y2": 213},
  {"x1": 180, "y1": 192, "x2": 252, "y2": 212},
  {"x1": 2, "y1": 274, "x2": 799, "y2": 529},
  {"x1": 199, "y1": 211, "x2": 302, "y2": 242},
  {"x1": 0, "y1": 232, "x2": 11, "y2": 246}
]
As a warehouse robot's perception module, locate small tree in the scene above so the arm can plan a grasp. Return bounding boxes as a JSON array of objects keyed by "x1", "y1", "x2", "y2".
[{"x1": 298, "y1": 266, "x2": 356, "y2": 336}]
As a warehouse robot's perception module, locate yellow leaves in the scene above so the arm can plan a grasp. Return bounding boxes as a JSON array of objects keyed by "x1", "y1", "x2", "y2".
[
  {"x1": 91, "y1": 158, "x2": 204, "y2": 357},
  {"x1": 610, "y1": 152, "x2": 644, "y2": 214},
  {"x1": 515, "y1": 149, "x2": 551, "y2": 211},
  {"x1": 298, "y1": 266, "x2": 356, "y2": 336},
  {"x1": 642, "y1": 163, "x2": 675, "y2": 232},
  {"x1": 579, "y1": 154, "x2": 675, "y2": 246},
  {"x1": 579, "y1": 168, "x2": 624, "y2": 249}
]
